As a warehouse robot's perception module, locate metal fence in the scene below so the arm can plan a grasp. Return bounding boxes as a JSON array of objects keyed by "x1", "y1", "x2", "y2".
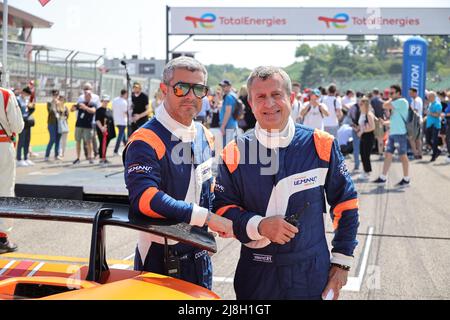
[{"x1": 1, "y1": 39, "x2": 159, "y2": 102}]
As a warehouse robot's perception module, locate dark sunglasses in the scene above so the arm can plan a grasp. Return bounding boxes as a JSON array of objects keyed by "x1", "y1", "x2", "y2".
[{"x1": 171, "y1": 81, "x2": 208, "y2": 99}]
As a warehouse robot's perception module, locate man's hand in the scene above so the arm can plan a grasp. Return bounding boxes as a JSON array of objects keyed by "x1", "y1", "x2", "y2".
[
  {"x1": 207, "y1": 214, "x2": 234, "y2": 238},
  {"x1": 321, "y1": 266, "x2": 349, "y2": 300},
  {"x1": 220, "y1": 126, "x2": 225, "y2": 136},
  {"x1": 258, "y1": 216, "x2": 299, "y2": 245}
]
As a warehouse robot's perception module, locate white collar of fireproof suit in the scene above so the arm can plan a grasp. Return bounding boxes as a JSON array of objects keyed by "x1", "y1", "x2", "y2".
[
  {"x1": 155, "y1": 102, "x2": 197, "y2": 143},
  {"x1": 254, "y1": 116, "x2": 295, "y2": 149}
]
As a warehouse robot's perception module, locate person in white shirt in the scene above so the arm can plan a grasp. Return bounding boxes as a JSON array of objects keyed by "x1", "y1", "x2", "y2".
[
  {"x1": 291, "y1": 82, "x2": 302, "y2": 123},
  {"x1": 321, "y1": 84, "x2": 343, "y2": 137},
  {"x1": 77, "y1": 82, "x2": 101, "y2": 159},
  {"x1": 337, "y1": 123, "x2": 353, "y2": 156},
  {"x1": 341, "y1": 90, "x2": 356, "y2": 112},
  {"x1": 299, "y1": 88, "x2": 329, "y2": 130},
  {"x1": 290, "y1": 82, "x2": 302, "y2": 123},
  {"x1": 408, "y1": 88, "x2": 424, "y2": 159},
  {"x1": 112, "y1": 89, "x2": 129, "y2": 156}
]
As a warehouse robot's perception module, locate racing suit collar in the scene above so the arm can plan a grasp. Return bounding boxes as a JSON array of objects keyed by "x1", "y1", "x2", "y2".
[
  {"x1": 254, "y1": 117, "x2": 295, "y2": 149},
  {"x1": 155, "y1": 103, "x2": 197, "y2": 143}
]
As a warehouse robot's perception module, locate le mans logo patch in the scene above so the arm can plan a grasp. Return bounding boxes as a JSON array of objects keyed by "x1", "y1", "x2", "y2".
[{"x1": 127, "y1": 163, "x2": 153, "y2": 174}]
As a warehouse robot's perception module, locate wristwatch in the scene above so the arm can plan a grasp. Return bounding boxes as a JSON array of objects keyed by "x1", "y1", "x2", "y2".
[{"x1": 331, "y1": 263, "x2": 351, "y2": 271}]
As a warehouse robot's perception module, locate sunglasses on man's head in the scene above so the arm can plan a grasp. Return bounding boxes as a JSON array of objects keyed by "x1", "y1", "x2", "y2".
[{"x1": 171, "y1": 81, "x2": 208, "y2": 99}]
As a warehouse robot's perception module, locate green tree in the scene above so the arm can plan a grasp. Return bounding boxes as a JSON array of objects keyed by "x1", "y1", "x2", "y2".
[
  {"x1": 375, "y1": 35, "x2": 400, "y2": 59},
  {"x1": 295, "y1": 44, "x2": 311, "y2": 58}
]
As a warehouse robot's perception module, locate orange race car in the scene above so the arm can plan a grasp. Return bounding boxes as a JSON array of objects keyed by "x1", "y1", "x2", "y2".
[{"x1": 0, "y1": 197, "x2": 220, "y2": 300}]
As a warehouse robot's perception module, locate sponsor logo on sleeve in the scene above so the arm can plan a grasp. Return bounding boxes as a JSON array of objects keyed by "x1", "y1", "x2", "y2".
[
  {"x1": 127, "y1": 163, "x2": 153, "y2": 174},
  {"x1": 339, "y1": 162, "x2": 350, "y2": 177}
]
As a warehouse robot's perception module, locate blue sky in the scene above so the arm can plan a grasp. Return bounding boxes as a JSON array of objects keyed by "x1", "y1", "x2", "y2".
[{"x1": 8, "y1": 0, "x2": 450, "y2": 68}]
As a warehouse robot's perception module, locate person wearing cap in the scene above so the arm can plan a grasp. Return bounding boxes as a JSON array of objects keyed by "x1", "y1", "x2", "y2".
[
  {"x1": 123, "y1": 56, "x2": 233, "y2": 289},
  {"x1": 0, "y1": 62, "x2": 24, "y2": 253},
  {"x1": 78, "y1": 83, "x2": 101, "y2": 160},
  {"x1": 95, "y1": 95, "x2": 116, "y2": 165},
  {"x1": 299, "y1": 88, "x2": 329, "y2": 130},
  {"x1": 71, "y1": 90, "x2": 97, "y2": 165},
  {"x1": 219, "y1": 79, "x2": 239, "y2": 148},
  {"x1": 213, "y1": 66, "x2": 359, "y2": 300}
]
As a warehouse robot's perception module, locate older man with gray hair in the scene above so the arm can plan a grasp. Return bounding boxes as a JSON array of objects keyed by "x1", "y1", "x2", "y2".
[
  {"x1": 123, "y1": 56, "x2": 233, "y2": 289},
  {"x1": 213, "y1": 66, "x2": 360, "y2": 300}
]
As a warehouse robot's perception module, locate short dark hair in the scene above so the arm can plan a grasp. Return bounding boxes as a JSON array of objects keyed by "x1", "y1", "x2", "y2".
[
  {"x1": 120, "y1": 89, "x2": 127, "y2": 96},
  {"x1": 22, "y1": 87, "x2": 32, "y2": 95},
  {"x1": 328, "y1": 84, "x2": 337, "y2": 94},
  {"x1": 390, "y1": 84, "x2": 402, "y2": 94},
  {"x1": 346, "y1": 89, "x2": 354, "y2": 96},
  {"x1": 356, "y1": 91, "x2": 364, "y2": 98},
  {"x1": 409, "y1": 88, "x2": 418, "y2": 93},
  {"x1": 372, "y1": 88, "x2": 380, "y2": 95}
]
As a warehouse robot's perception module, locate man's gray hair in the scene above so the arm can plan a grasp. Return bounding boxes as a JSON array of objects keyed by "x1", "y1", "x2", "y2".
[
  {"x1": 247, "y1": 66, "x2": 292, "y2": 98},
  {"x1": 162, "y1": 56, "x2": 208, "y2": 85}
]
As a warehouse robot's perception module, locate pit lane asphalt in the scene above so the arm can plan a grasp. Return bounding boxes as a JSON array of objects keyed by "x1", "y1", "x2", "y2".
[{"x1": 6, "y1": 145, "x2": 450, "y2": 300}]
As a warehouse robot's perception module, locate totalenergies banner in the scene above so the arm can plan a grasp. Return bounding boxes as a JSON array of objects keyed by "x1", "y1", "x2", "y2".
[{"x1": 170, "y1": 7, "x2": 450, "y2": 35}]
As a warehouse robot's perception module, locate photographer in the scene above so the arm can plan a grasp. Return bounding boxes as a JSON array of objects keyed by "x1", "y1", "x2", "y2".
[{"x1": 71, "y1": 90, "x2": 97, "y2": 165}]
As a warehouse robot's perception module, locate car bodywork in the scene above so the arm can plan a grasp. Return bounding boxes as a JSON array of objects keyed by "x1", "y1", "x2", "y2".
[{"x1": 0, "y1": 197, "x2": 220, "y2": 300}]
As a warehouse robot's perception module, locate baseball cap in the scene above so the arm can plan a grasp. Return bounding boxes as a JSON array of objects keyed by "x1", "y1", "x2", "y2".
[
  {"x1": 219, "y1": 79, "x2": 232, "y2": 87},
  {"x1": 310, "y1": 88, "x2": 321, "y2": 97},
  {"x1": 101, "y1": 94, "x2": 111, "y2": 101}
]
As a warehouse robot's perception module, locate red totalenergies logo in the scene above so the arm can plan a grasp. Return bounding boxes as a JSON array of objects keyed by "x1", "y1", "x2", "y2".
[
  {"x1": 318, "y1": 13, "x2": 349, "y2": 28},
  {"x1": 185, "y1": 13, "x2": 216, "y2": 29}
]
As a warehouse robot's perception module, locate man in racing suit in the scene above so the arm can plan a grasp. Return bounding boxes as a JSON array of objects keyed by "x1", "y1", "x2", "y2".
[
  {"x1": 213, "y1": 66, "x2": 359, "y2": 300},
  {"x1": 123, "y1": 57, "x2": 233, "y2": 289},
  {"x1": 0, "y1": 62, "x2": 25, "y2": 253}
]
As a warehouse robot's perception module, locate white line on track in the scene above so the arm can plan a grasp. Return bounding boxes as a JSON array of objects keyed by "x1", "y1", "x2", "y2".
[
  {"x1": 342, "y1": 226, "x2": 374, "y2": 292},
  {"x1": 213, "y1": 276, "x2": 233, "y2": 283},
  {"x1": 123, "y1": 253, "x2": 135, "y2": 261}
]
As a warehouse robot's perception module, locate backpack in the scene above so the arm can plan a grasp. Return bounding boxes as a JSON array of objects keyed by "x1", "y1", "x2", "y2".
[
  {"x1": 405, "y1": 107, "x2": 421, "y2": 139},
  {"x1": 228, "y1": 92, "x2": 245, "y2": 121},
  {"x1": 349, "y1": 103, "x2": 361, "y2": 126}
]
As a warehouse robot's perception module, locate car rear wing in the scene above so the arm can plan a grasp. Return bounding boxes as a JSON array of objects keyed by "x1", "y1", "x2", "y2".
[{"x1": 0, "y1": 197, "x2": 217, "y2": 282}]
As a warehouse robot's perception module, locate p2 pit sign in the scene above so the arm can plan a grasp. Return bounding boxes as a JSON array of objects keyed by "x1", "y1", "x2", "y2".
[{"x1": 402, "y1": 37, "x2": 428, "y2": 103}]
